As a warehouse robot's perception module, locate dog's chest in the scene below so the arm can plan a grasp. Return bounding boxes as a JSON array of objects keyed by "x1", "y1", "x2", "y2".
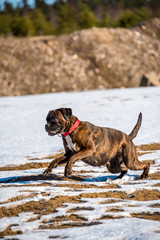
[{"x1": 64, "y1": 135, "x2": 76, "y2": 152}]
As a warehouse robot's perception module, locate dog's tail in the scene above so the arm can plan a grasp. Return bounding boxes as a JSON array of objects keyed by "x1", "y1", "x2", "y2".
[{"x1": 129, "y1": 112, "x2": 142, "y2": 140}]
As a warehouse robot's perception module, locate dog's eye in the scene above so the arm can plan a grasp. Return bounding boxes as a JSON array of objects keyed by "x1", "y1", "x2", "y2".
[{"x1": 51, "y1": 118, "x2": 58, "y2": 123}]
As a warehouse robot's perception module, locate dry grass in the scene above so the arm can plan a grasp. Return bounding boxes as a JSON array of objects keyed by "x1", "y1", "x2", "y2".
[{"x1": 0, "y1": 142, "x2": 160, "y2": 238}]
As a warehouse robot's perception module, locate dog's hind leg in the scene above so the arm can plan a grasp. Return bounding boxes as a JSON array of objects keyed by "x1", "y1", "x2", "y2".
[
  {"x1": 126, "y1": 155, "x2": 150, "y2": 179},
  {"x1": 106, "y1": 152, "x2": 128, "y2": 179},
  {"x1": 123, "y1": 144, "x2": 150, "y2": 179}
]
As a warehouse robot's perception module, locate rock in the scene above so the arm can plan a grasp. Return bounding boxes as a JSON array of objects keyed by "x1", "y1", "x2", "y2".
[{"x1": 140, "y1": 72, "x2": 160, "y2": 86}]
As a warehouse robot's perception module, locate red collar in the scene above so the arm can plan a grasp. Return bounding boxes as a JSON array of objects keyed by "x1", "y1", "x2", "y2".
[{"x1": 62, "y1": 119, "x2": 80, "y2": 137}]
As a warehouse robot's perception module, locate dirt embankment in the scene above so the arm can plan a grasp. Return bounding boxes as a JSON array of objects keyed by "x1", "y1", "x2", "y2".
[{"x1": 0, "y1": 18, "x2": 160, "y2": 96}]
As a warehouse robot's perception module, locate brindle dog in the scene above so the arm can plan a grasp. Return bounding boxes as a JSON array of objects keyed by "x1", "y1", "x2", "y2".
[{"x1": 43, "y1": 108, "x2": 150, "y2": 179}]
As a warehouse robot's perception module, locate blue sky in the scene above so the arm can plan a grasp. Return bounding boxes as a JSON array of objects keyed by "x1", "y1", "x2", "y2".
[{"x1": 0, "y1": 0, "x2": 56, "y2": 9}]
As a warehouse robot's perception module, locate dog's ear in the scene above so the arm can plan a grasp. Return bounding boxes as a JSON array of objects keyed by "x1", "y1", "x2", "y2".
[{"x1": 58, "y1": 108, "x2": 72, "y2": 120}]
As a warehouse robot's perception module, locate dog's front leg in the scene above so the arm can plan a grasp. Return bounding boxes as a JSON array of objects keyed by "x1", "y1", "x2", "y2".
[
  {"x1": 43, "y1": 155, "x2": 67, "y2": 176},
  {"x1": 64, "y1": 149, "x2": 95, "y2": 177}
]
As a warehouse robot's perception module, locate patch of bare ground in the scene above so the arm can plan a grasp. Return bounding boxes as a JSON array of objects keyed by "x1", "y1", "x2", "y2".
[
  {"x1": 130, "y1": 189, "x2": 160, "y2": 201},
  {"x1": 150, "y1": 203, "x2": 160, "y2": 208},
  {"x1": 150, "y1": 171, "x2": 160, "y2": 180},
  {"x1": 26, "y1": 215, "x2": 41, "y2": 222},
  {"x1": 99, "y1": 215, "x2": 124, "y2": 220},
  {"x1": 56, "y1": 183, "x2": 119, "y2": 189},
  {"x1": 131, "y1": 212, "x2": 160, "y2": 221},
  {"x1": 0, "y1": 182, "x2": 56, "y2": 188},
  {"x1": 43, "y1": 214, "x2": 87, "y2": 223},
  {"x1": 0, "y1": 195, "x2": 81, "y2": 219},
  {"x1": 80, "y1": 191, "x2": 126, "y2": 199},
  {"x1": 136, "y1": 143, "x2": 160, "y2": 161},
  {"x1": 67, "y1": 206, "x2": 95, "y2": 213},
  {"x1": 106, "y1": 208, "x2": 124, "y2": 212},
  {"x1": 137, "y1": 143, "x2": 160, "y2": 151},
  {"x1": 0, "y1": 162, "x2": 50, "y2": 172},
  {"x1": 137, "y1": 151, "x2": 153, "y2": 157},
  {"x1": 0, "y1": 193, "x2": 38, "y2": 204},
  {"x1": 154, "y1": 183, "x2": 160, "y2": 187},
  {"x1": 100, "y1": 199, "x2": 120, "y2": 204},
  {"x1": 80, "y1": 189, "x2": 160, "y2": 201},
  {"x1": 0, "y1": 152, "x2": 64, "y2": 171},
  {"x1": 39, "y1": 221, "x2": 101, "y2": 230},
  {"x1": 0, "y1": 224, "x2": 22, "y2": 238},
  {"x1": 48, "y1": 235, "x2": 62, "y2": 239}
]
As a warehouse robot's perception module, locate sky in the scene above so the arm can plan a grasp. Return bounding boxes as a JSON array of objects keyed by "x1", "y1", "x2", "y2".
[{"x1": 0, "y1": 0, "x2": 56, "y2": 9}]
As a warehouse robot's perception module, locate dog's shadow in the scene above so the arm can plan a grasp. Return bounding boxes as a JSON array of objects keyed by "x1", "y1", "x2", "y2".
[
  {"x1": 83, "y1": 175, "x2": 116, "y2": 182},
  {"x1": 0, "y1": 174, "x2": 117, "y2": 184},
  {"x1": 0, "y1": 173, "x2": 139, "y2": 184},
  {"x1": 0, "y1": 174, "x2": 64, "y2": 184}
]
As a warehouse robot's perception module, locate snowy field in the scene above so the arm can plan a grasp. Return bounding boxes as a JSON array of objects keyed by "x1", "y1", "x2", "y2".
[{"x1": 0, "y1": 87, "x2": 160, "y2": 239}]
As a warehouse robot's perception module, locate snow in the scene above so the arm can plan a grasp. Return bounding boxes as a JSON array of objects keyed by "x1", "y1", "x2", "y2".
[
  {"x1": 0, "y1": 86, "x2": 160, "y2": 167},
  {"x1": 4, "y1": 218, "x2": 160, "y2": 240},
  {"x1": 0, "y1": 87, "x2": 160, "y2": 240}
]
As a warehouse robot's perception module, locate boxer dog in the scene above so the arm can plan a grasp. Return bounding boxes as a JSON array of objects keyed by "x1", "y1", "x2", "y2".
[{"x1": 43, "y1": 108, "x2": 150, "y2": 179}]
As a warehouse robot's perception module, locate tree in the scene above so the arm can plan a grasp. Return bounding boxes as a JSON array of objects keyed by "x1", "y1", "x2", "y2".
[
  {"x1": 22, "y1": 0, "x2": 28, "y2": 15},
  {"x1": 0, "y1": 15, "x2": 11, "y2": 36},
  {"x1": 77, "y1": 1, "x2": 98, "y2": 29},
  {"x1": 10, "y1": 16, "x2": 35, "y2": 36},
  {"x1": 115, "y1": 10, "x2": 137, "y2": 28},
  {"x1": 101, "y1": 13, "x2": 111, "y2": 27},
  {"x1": 57, "y1": 2, "x2": 78, "y2": 34},
  {"x1": 35, "y1": 0, "x2": 50, "y2": 20},
  {"x1": 3, "y1": 2, "x2": 14, "y2": 15},
  {"x1": 114, "y1": 6, "x2": 152, "y2": 28},
  {"x1": 136, "y1": 6, "x2": 152, "y2": 22},
  {"x1": 30, "y1": 9, "x2": 56, "y2": 35}
]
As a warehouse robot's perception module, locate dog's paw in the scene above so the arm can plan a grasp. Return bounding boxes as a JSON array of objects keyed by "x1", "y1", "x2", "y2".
[
  {"x1": 64, "y1": 167, "x2": 72, "y2": 178},
  {"x1": 43, "y1": 168, "x2": 51, "y2": 176},
  {"x1": 139, "y1": 174, "x2": 148, "y2": 179}
]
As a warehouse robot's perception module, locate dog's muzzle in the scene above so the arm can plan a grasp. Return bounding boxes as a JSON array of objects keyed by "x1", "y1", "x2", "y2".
[{"x1": 45, "y1": 124, "x2": 61, "y2": 136}]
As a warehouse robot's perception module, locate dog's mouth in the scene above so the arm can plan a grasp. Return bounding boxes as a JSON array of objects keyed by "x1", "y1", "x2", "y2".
[
  {"x1": 48, "y1": 130, "x2": 57, "y2": 136},
  {"x1": 47, "y1": 128, "x2": 61, "y2": 136},
  {"x1": 45, "y1": 123, "x2": 62, "y2": 136}
]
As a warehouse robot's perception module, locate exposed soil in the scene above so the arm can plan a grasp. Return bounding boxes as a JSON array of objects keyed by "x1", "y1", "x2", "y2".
[
  {"x1": 137, "y1": 143, "x2": 160, "y2": 151},
  {"x1": 131, "y1": 212, "x2": 160, "y2": 221},
  {"x1": 0, "y1": 195, "x2": 81, "y2": 219},
  {"x1": 150, "y1": 172, "x2": 160, "y2": 180},
  {"x1": 38, "y1": 221, "x2": 101, "y2": 230},
  {"x1": 0, "y1": 18, "x2": 160, "y2": 97},
  {"x1": 0, "y1": 152, "x2": 64, "y2": 172},
  {"x1": 0, "y1": 225, "x2": 22, "y2": 238},
  {"x1": 0, "y1": 142, "x2": 160, "y2": 238},
  {"x1": 130, "y1": 189, "x2": 160, "y2": 201}
]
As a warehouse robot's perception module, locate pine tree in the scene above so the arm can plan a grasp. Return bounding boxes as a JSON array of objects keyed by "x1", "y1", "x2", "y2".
[
  {"x1": 57, "y1": 2, "x2": 78, "y2": 34},
  {"x1": 10, "y1": 16, "x2": 35, "y2": 36},
  {"x1": 30, "y1": 9, "x2": 56, "y2": 35},
  {"x1": 77, "y1": 1, "x2": 98, "y2": 29}
]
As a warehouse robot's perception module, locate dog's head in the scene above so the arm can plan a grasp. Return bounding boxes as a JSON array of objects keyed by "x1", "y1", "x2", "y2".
[{"x1": 45, "y1": 108, "x2": 72, "y2": 136}]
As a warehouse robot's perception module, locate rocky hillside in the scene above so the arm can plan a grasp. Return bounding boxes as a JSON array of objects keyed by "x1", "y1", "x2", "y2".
[{"x1": 0, "y1": 18, "x2": 160, "y2": 96}]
